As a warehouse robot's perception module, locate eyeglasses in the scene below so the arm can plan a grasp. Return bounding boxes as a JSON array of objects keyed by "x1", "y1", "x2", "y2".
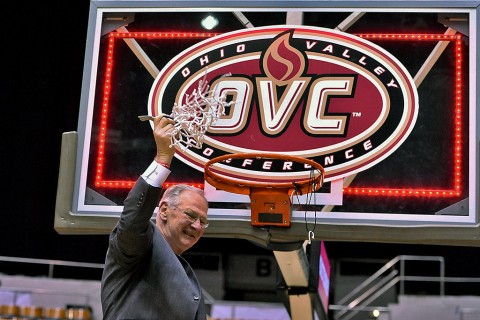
[{"x1": 170, "y1": 205, "x2": 209, "y2": 229}]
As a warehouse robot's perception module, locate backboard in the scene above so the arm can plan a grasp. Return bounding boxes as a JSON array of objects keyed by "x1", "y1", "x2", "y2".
[{"x1": 55, "y1": 0, "x2": 480, "y2": 247}]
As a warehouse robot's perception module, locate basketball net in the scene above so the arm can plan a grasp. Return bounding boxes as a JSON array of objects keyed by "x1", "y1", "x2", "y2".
[{"x1": 168, "y1": 70, "x2": 233, "y2": 150}]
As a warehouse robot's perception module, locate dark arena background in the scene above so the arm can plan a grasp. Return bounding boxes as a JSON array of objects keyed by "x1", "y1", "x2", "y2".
[{"x1": 2, "y1": 1, "x2": 480, "y2": 320}]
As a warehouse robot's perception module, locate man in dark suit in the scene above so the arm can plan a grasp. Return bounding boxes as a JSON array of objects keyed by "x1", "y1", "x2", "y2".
[{"x1": 101, "y1": 115, "x2": 209, "y2": 320}]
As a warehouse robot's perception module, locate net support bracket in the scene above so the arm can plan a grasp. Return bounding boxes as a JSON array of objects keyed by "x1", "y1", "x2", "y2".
[{"x1": 250, "y1": 188, "x2": 291, "y2": 227}]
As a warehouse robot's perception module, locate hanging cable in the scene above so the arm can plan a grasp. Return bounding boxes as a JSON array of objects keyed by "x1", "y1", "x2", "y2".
[{"x1": 292, "y1": 166, "x2": 321, "y2": 244}]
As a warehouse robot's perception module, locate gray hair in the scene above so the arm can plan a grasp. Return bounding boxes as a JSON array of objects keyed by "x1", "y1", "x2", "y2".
[{"x1": 160, "y1": 184, "x2": 207, "y2": 207}]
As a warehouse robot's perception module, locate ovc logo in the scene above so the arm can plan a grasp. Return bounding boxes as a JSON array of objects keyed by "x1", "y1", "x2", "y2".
[{"x1": 148, "y1": 26, "x2": 418, "y2": 182}]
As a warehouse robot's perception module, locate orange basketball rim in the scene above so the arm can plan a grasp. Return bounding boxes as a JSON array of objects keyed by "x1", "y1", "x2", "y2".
[{"x1": 204, "y1": 153, "x2": 325, "y2": 228}]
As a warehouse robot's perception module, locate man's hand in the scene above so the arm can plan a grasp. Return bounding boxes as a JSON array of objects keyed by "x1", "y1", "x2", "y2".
[{"x1": 153, "y1": 114, "x2": 176, "y2": 166}]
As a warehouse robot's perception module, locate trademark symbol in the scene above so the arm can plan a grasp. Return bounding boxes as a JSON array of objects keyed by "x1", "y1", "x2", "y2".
[{"x1": 352, "y1": 112, "x2": 362, "y2": 117}]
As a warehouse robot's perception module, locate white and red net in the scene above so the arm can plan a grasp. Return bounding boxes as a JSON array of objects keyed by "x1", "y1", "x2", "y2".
[{"x1": 168, "y1": 72, "x2": 232, "y2": 150}]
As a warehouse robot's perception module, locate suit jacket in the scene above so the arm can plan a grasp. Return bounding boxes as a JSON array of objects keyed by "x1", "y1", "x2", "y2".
[{"x1": 101, "y1": 178, "x2": 206, "y2": 320}]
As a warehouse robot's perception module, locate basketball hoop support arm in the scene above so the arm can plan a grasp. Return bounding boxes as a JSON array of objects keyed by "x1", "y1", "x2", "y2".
[{"x1": 274, "y1": 243, "x2": 323, "y2": 320}]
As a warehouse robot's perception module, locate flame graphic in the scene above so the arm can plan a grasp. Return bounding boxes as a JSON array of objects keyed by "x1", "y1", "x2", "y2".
[{"x1": 263, "y1": 30, "x2": 305, "y2": 85}]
